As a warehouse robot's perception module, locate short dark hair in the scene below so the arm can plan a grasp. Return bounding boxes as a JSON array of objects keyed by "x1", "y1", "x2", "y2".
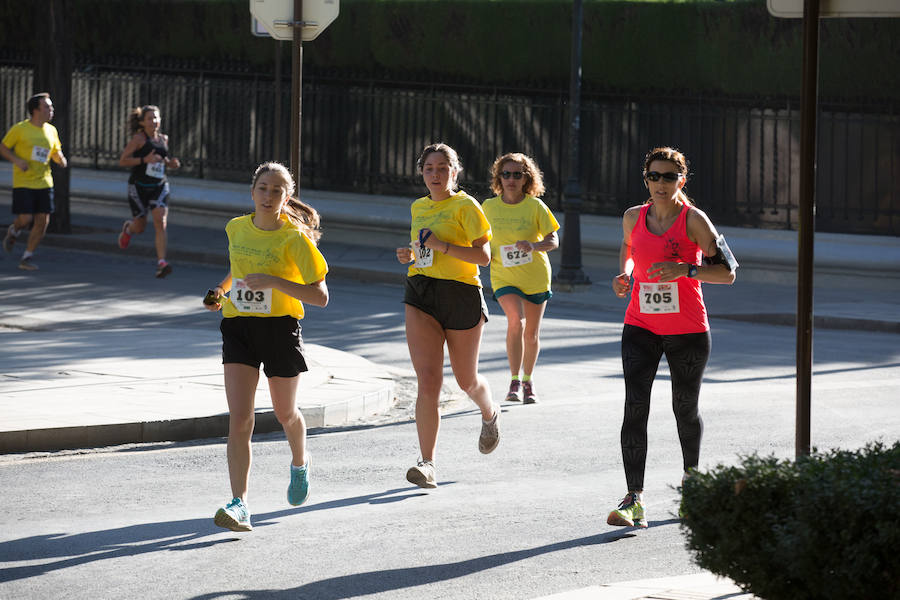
[{"x1": 27, "y1": 93, "x2": 50, "y2": 116}]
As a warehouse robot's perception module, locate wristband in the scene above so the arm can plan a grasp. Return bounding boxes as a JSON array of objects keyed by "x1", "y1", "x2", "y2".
[{"x1": 687, "y1": 264, "x2": 698, "y2": 278}]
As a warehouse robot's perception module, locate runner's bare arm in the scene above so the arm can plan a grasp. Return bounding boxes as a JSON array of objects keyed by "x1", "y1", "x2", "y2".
[
  {"x1": 0, "y1": 143, "x2": 28, "y2": 171},
  {"x1": 428, "y1": 233, "x2": 491, "y2": 266},
  {"x1": 686, "y1": 209, "x2": 735, "y2": 284},
  {"x1": 244, "y1": 274, "x2": 329, "y2": 308},
  {"x1": 118, "y1": 133, "x2": 147, "y2": 167}
]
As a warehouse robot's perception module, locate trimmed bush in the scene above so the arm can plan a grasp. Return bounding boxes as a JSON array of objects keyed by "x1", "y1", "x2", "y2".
[{"x1": 680, "y1": 442, "x2": 900, "y2": 600}]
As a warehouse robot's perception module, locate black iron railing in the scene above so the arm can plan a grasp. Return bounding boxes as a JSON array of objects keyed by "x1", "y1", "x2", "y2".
[{"x1": 1, "y1": 65, "x2": 897, "y2": 235}]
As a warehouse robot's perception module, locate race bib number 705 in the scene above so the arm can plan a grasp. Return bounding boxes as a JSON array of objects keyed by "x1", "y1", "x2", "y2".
[{"x1": 638, "y1": 281, "x2": 680, "y2": 314}]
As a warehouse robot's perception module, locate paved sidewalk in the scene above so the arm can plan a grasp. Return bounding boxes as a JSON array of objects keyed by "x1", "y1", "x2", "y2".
[{"x1": 533, "y1": 572, "x2": 759, "y2": 599}]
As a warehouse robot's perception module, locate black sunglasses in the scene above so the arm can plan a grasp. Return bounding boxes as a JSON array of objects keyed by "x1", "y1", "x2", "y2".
[
  {"x1": 645, "y1": 171, "x2": 682, "y2": 183},
  {"x1": 500, "y1": 171, "x2": 525, "y2": 180}
]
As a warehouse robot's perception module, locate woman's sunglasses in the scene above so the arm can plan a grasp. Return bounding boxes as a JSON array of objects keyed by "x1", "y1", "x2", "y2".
[
  {"x1": 500, "y1": 171, "x2": 525, "y2": 180},
  {"x1": 645, "y1": 171, "x2": 682, "y2": 183}
]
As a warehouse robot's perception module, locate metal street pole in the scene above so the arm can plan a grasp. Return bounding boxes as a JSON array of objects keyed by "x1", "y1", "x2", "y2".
[
  {"x1": 796, "y1": 0, "x2": 820, "y2": 459},
  {"x1": 35, "y1": 0, "x2": 72, "y2": 234},
  {"x1": 274, "y1": 40, "x2": 283, "y2": 163},
  {"x1": 290, "y1": 0, "x2": 303, "y2": 191},
  {"x1": 555, "y1": 0, "x2": 590, "y2": 290}
]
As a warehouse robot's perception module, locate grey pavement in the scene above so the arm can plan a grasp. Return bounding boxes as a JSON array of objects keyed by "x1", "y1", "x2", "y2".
[
  {"x1": 2, "y1": 164, "x2": 897, "y2": 600},
  {"x1": 2, "y1": 163, "x2": 898, "y2": 454}
]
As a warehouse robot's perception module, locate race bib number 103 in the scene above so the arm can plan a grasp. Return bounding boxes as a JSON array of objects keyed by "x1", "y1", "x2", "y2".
[{"x1": 232, "y1": 279, "x2": 272, "y2": 314}]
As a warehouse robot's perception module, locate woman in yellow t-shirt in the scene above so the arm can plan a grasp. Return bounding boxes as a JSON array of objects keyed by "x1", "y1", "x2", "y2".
[
  {"x1": 203, "y1": 162, "x2": 329, "y2": 532},
  {"x1": 395, "y1": 143, "x2": 500, "y2": 489},
  {"x1": 483, "y1": 153, "x2": 559, "y2": 405}
]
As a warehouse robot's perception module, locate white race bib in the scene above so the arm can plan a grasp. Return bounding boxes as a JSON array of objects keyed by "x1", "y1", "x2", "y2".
[
  {"x1": 30, "y1": 146, "x2": 50, "y2": 163},
  {"x1": 638, "y1": 281, "x2": 680, "y2": 314},
  {"x1": 145, "y1": 161, "x2": 166, "y2": 179},
  {"x1": 413, "y1": 241, "x2": 433, "y2": 268},
  {"x1": 231, "y1": 279, "x2": 272, "y2": 314},
  {"x1": 501, "y1": 244, "x2": 533, "y2": 267}
]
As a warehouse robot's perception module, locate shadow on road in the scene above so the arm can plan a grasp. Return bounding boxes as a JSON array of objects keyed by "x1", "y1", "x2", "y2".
[
  {"x1": 0, "y1": 486, "x2": 441, "y2": 584},
  {"x1": 185, "y1": 528, "x2": 660, "y2": 600}
]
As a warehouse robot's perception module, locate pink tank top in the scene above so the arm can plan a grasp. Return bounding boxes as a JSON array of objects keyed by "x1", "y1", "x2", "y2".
[{"x1": 624, "y1": 203, "x2": 709, "y2": 335}]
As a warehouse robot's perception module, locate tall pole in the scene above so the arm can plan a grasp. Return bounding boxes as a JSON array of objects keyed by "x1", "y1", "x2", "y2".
[
  {"x1": 35, "y1": 0, "x2": 72, "y2": 234},
  {"x1": 796, "y1": 0, "x2": 820, "y2": 459},
  {"x1": 274, "y1": 40, "x2": 283, "y2": 163},
  {"x1": 290, "y1": 0, "x2": 303, "y2": 191},
  {"x1": 555, "y1": 0, "x2": 590, "y2": 290}
]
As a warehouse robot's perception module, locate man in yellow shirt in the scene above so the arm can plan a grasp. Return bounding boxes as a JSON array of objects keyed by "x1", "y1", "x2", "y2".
[{"x1": 1, "y1": 93, "x2": 68, "y2": 271}]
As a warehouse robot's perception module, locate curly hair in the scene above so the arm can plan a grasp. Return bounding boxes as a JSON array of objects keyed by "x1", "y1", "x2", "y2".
[{"x1": 489, "y1": 152, "x2": 545, "y2": 197}]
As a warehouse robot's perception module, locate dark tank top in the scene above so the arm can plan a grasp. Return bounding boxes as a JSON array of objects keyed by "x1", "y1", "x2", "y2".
[{"x1": 129, "y1": 132, "x2": 169, "y2": 186}]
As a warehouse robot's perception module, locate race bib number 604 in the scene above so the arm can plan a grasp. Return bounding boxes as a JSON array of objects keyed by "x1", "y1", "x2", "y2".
[
  {"x1": 30, "y1": 146, "x2": 50, "y2": 163},
  {"x1": 232, "y1": 279, "x2": 272, "y2": 314},
  {"x1": 638, "y1": 281, "x2": 680, "y2": 314}
]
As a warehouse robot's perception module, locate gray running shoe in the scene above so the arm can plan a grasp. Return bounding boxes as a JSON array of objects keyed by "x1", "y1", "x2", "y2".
[
  {"x1": 18, "y1": 256, "x2": 37, "y2": 271},
  {"x1": 406, "y1": 459, "x2": 437, "y2": 489},
  {"x1": 478, "y1": 404, "x2": 500, "y2": 454},
  {"x1": 3, "y1": 225, "x2": 17, "y2": 253}
]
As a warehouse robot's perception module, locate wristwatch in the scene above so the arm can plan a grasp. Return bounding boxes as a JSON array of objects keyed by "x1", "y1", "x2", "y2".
[{"x1": 687, "y1": 264, "x2": 698, "y2": 278}]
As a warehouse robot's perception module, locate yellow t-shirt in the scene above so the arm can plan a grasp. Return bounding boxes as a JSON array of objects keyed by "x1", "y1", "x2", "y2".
[
  {"x1": 483, "y1": 195, "x2": 560, "y2": 295},
  {"x1": 407, "y1": 190, "x2": 491, "y2": 287},
  {"x1": 222, "y1": 214, "x2": 328, "y2": 319},
  {"x1": 2, "y1": 120, "x2": 62, "y2": 189}
]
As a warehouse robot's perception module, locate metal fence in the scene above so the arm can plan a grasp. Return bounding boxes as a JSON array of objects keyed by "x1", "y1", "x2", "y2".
[{"x1": 2, "y1": 65, "x2": 898, "y2": 235}]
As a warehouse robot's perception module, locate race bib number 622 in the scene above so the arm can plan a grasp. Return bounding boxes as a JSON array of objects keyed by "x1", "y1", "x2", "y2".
[{"x1": 500, "y1": 244, "x2": 532, "y2": 267}]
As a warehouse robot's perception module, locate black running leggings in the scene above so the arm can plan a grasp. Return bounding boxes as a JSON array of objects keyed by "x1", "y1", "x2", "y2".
[{"x1": 620, "y1": 324, "x2": 711, "y2": 492}]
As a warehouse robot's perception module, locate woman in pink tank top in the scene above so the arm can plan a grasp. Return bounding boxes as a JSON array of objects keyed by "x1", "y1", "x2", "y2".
[{"x1": 606, "y1": 147, "x2": 737, "y2": 529}]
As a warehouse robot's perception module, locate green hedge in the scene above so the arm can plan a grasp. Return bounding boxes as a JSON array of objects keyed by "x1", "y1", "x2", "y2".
[
  {"x1": 680, "y1": 442, "x2": 900, "y2": 600},
  {"x1": 3, "y1": 1, "x2": 898, "y2": 100}
]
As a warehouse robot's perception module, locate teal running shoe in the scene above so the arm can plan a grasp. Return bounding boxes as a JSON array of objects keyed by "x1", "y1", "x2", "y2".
[
  {"x1": 607, "y1": 493, "x2": 648, "y2": 528},
  {"x1": 287, "y1": 460, "x2": 310, "y2": 506},
  {"x1": 214, "y1": 497, "x2": 252, "y2": 532}
]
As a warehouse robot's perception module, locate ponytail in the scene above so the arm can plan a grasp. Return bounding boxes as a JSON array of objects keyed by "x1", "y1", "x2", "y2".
[{"x1": 283, "y1": 196, "x2": 322, "y2": 245}]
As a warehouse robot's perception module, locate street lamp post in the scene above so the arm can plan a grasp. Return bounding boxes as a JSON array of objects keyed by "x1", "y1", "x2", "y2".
[{"x1": 555, "y1": 0, "x2": 590, "y2": 290}]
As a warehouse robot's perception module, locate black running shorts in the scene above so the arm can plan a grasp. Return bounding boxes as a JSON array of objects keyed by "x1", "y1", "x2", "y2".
[
  {"x1": 220, "y1": 315, "x2": 308, "y2": 378},
  {"x1": 403, "y1": 274, "x2": 488, "y2": 330},
  {"x1": 12, "y1": 187, "x2": 54, "y2": 214}
]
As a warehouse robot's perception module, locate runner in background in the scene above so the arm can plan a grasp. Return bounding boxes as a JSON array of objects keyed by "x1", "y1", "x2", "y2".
[
  {"x1": 608, "y1": 147, "x2": 737, "y2": 528},
  {"x1": 204, "y1": 161, "x2": 328, "y2": 532},
  {"x1": 483, "y1": 153, "x2": 559, "y2": 405},
  {"x1": 1, "y1": 93, "x2": 68, "y2": 271},
  {"x1": 116, "y1": 105, "x2": 181, "y2": 278},
  {"x1": 396, "y1": 143, "x2": 499, "y2": 489}
]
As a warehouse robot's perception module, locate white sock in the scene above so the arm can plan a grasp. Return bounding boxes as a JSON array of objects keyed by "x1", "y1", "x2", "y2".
[
  {"x1": 8, "y1": 225, "x2": 19, "y2": 236},
  {"x1": 22, "y1": 250, "x2": 33, "y2": 260}
]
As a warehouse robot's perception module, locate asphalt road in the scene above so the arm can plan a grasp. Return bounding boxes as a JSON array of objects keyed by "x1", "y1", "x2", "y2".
[{"x1": 1, "y1": 247, "x2": 898, "y2": 599}]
